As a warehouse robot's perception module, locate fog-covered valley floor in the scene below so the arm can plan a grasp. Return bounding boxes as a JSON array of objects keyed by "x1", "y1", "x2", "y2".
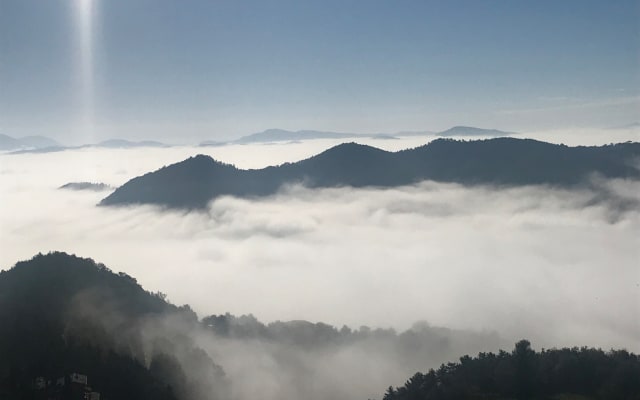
[{"x1": 1, "y1": 136, "x2": 639, "y2": 398}]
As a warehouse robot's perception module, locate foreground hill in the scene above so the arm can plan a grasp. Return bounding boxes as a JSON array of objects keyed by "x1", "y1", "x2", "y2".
[
  {"x1": 1, "y1": 253, "x2": 638, "y2": 400},
  {"x1": 100, "y1": 138, "x2": 640, "y2": 209},
  {"x1": 382, "y1": 340, "x2": 640, "y2": 400},
  {"x1": 0, "y1": 252, "x2": 500, "y2": 399},
  {"x1": 0, "y1": 252, "x2": 225, "y2": 400}
]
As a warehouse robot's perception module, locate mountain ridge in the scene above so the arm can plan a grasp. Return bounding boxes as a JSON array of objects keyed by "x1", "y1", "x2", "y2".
[
  {"x1": 220, "y1": 126, "x2": 510, "y2": 145},
  {"x1": 100, "y1": 137, "x2": 640, "y2": 209}
]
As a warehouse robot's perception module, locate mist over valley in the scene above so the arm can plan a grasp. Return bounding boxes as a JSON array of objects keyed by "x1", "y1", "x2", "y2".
[
  {"x1": 2, "y1": 0, "x2": 639, "y2": 397},
  {"x1": 1, "y1": 138, "x2": 638, "y2": 352}
]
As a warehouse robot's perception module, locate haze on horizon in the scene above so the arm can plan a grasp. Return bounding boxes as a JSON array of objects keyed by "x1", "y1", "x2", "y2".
[{"x1": 1, "y1": 0, "x2": 639, "y2": 144}]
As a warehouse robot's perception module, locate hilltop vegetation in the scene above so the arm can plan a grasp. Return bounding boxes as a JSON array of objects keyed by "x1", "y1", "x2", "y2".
[
  {"x1": 0, "y1": 252, "x2": 224, "y2": 400},
  {"x1": 382, "y1": 340, "x2": 640, "y2": 400}
]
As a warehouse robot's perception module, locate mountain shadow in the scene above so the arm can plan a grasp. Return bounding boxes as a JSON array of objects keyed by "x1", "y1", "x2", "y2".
[{"x1": 100, "y1": 138, "x2": 640, "y2": 209}]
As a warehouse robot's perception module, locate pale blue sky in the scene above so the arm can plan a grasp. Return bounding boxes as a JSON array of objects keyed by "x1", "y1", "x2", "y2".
[{"x1": 1, "y1": 0, "x2": 638, "y2": 143}]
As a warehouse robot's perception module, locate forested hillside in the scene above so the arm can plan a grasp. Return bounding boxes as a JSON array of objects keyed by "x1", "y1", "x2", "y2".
[
  {"x1": 382, "y1": 340, "x2": 640, "y2": 400},
  {"x1": 100, "y1": 138, "x2": 640, "y2": 209}
]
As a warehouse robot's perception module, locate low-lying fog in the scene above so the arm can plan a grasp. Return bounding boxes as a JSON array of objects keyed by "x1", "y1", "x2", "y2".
[{"x1": 1, "y1": 135, "x2": 639, "y2": 359}]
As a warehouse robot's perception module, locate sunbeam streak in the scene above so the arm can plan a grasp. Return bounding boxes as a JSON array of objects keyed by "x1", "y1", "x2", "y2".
[{"x1": 75, "y1": 0, "x2": 95, "y2": 141}]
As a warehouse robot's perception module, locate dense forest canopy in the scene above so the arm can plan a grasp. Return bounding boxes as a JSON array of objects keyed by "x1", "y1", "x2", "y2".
[{"x1": 382, "y1": 340, "x2": 640, "y2": 400}]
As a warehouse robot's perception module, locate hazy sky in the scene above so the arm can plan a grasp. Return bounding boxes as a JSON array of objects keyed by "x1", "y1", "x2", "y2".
[{"x1": 1, "y1": 0, "x2": 639, "y2": 143}]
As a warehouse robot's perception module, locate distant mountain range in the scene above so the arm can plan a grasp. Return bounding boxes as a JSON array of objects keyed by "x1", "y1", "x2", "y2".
[
  {"x1": 233, "y1": 129, "x2": 363, "y2": 144},
  {"x1": 8, "y1": 138, "x2": 170, "y2": 154},
  {"x1": 2, "y1": 126, "x2": 513, "y2": 153},
  {"x1": 199, "y1": 126, "x2": 511, "y2": 146},
  {"x1": 437, "y1": 126, "x2": 515, "y2": 137},
  {"x1": 198, "y1": 129, "x2": 400, "y2": 146},
  {"x1": 0, "y1": 134, "x2": 59, "y2": 151},
  {"x1": 100, "y1": 137, "x2": 640, "y2": 209}
]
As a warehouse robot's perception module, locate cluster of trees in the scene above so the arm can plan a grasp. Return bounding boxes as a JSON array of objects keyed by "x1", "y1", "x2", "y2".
[
  {"x1": 382, "y1": 339, "x2": 640, "y2": 400},
  {"x1": 201, "y1": 313, "x2": 503, "y2": 360},
  {"x1": 203, "y1": 312, "x2": 393, "y2": 346}
]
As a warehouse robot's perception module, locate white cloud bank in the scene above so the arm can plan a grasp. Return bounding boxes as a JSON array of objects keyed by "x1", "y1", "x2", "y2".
[{"x1": 0, "y1": 139, "x2": 638, "y2": 359}]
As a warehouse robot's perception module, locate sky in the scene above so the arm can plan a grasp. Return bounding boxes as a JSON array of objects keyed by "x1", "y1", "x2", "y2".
[{"x1": 0, "y1": 0, "x2": 639, "y2": 144}]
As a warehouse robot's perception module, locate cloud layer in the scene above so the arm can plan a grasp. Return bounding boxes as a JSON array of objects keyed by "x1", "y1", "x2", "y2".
[{"x1": 1, "y1": 140, "x2": 638, "y2": 360}]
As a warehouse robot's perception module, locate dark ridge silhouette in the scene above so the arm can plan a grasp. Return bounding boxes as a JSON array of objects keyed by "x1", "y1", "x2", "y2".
[
  {"x1": 382, "y1": 339, "x2": 640, "y2": 400},
  {"x1": 100, "y1": 138, "x2": 640, "y2": 209},
  {"x1": 0, "y1": 252, "x2": 225, "y2": 400},
  {"x1": 100, "y1": 155, "x2": 249, "y2": 209}
]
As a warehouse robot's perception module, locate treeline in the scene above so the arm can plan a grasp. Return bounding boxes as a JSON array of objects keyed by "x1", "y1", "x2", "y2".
[
  {"x1": 201, "y1": 313, "x2": 502, "y2": 356},
  {"x1": 382, "y1": 339, "x2": 640, "y2": 400},
  {"x1": 203, "y1": 312, "x2": 395, "y2": 347}
]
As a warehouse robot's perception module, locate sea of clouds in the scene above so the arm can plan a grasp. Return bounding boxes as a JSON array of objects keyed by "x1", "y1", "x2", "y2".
[{"x1": 1, "y1": 134, "x2": 639, "y2": 399}]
